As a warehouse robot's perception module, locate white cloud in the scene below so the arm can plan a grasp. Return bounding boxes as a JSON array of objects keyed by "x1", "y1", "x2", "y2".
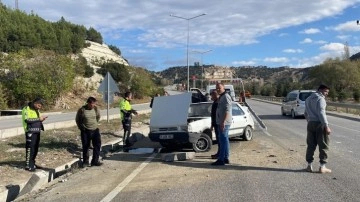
[
  {"x1": 300, "y1": 38, "x2": 313, "y2": 44},
  {"x1": 300, "y1": 28, "x2": 321, "y2": 34},
  {"x1": 314, "y1": 40, "x2": 327, "y2": 44},
  {"x1": 232, "y1": 60, "x2": 257, "y2": 66},
  {"x1": 283, "y1": 49, "x2": 303, "y2": 53},
  {"x1": 328, "y1": 21, "x2": 360, "y2": 32},
  {"x1": 319, "y1": 43, "x2": 345, "y2": 52},
  {"x1": 264, "y1": 57, "x2": 289, "y2": 63}
]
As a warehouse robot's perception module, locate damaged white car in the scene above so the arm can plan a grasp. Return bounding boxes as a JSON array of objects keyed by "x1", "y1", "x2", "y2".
[{"x1": 148, "y1": 93, "x2": 255, "y2": 152}]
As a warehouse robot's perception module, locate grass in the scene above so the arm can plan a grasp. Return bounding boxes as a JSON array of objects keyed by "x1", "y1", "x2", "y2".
[{"x1": 0, "y1": 113, "x2": 151, "y2": 165}]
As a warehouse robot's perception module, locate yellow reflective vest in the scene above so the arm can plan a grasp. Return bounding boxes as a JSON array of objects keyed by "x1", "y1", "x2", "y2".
[
  {"x1": 21, "y1": 104, "x2": 44, "y2": 133},
  {"x1": 119, "y1": 98, "x2": 132, "y2": 121}
]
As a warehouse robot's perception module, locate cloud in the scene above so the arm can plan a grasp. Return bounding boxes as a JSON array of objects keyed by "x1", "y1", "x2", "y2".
[
  {"x1": 327, "y1": 21, "x2": 360, "y2": 32},
  {"x1": 319, "y1": 42, "x2": 345, "y2": 52},
  {"x1": 300, "y1": 38, "x2": 313, "y2": 44},
  {"x1": 300, "y1": 28, "x2": 321, "y2": 34},
  {"x1": 232, "y1": 60, "x2": 257, "y2": 66},
  {"x1": 283, "y1": 49, "x2": 303, "y2": 53},
  {"x1": 264, "y1": 57, "x2": 289, "y2": 63}
]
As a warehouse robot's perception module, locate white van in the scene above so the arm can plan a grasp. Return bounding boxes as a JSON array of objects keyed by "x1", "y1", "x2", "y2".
[
  {"x1": 206, "y1": 84, "x2": 236, "y2": 101},
  {"x1": 281, "y1": 90, "x2": 316, "y2": 118}
]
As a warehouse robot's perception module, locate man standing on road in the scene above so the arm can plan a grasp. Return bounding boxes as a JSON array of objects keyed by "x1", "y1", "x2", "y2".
[
  {"x1": 75, "y1": 97, "x2": 102, "y2": 167},
  {"x1": 304, "y1": 84, "x2": 331, "y2": 173},
  {"x1": 22, "y1": 98, "x2": 48, "y2": 171},
  {"x1": 120, "y1": 91, "x2": 138, "y2": 148},
  {"x1": 210, "y1": 90, "x2": 220, "y2": 159},
  {"x1": 212, "y1": 83, "x2": 232, "y2": 166}
]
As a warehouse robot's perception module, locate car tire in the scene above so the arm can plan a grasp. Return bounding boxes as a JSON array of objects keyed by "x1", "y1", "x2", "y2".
[
  {"x1": 291, "y1": 110, "x2": 296, "y2": 119},
  {"x1": 193, "y1": 133, "x2": 212, "y2": 152},
  {"x1": 281, "y1": 107, "x2": 286, "y2": 116},
  {"x1": 242, "y1": 126, "x2": 253, "y2": 141}
]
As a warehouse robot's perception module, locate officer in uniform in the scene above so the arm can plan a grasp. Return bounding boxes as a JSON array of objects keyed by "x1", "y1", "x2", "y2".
[
  {"x1": 21, "y1": 98, "x2": 48, "y2": 171},
  {"x1": 119, "y1": 92, "x2": 137, "y2": 147}
]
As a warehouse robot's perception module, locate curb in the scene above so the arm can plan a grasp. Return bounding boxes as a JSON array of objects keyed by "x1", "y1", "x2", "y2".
[
  {"x1": 0, "y1": 121, "x2": 151, "y2": 202},
  {"x1": 0, "y1": 137, "x2": 124, "y2": 202}
]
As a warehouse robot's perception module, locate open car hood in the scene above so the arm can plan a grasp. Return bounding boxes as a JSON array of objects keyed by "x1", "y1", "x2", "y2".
[{"x1": 150, "y1": 92, "x2": 192, "y2": 128}]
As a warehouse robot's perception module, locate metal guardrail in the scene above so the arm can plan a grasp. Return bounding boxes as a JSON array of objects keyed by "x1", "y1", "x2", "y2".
[{"x1": 252, "y1": 95, "x2": 360, "y2": 115}]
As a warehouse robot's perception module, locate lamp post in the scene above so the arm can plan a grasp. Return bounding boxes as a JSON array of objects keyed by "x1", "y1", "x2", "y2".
[
  {"x1": 170, "y1": 13, "x2": 206, "y2": 91},
  {"x1": 192, "y1": 49, "x2": 212, "y2": 90}
]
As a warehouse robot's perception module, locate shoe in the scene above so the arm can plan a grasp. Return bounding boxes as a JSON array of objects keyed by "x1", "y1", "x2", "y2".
[
  {"x1": 306, "y1": 165, "x2": 313, "y2": 172},
  {"x1": 91, "y1": 162, "x2": 103, "y2": 166},
  {"x1": 211, "y1": 160, "x2": 225, "y2": 166},
  {"x1": 211, "y1": 154, "x2": 218, "y2": 159},
  {"x1": 224, "y1": 159, "x2": 230, "y2": 164},
  {"x1": 25, "y1": 167, "x2": 36, "y2": 172},
  {"x1": 81, "y1": 161, "x2": 91, "y2": 168},
  {"x1": 319, "y1": 167, "x2": 331, "y2": 174}
]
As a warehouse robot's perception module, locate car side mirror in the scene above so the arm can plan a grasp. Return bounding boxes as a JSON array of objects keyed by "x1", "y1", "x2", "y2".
[{"x1": 282, "y1": 98, "x2": 287, "y2": 102}]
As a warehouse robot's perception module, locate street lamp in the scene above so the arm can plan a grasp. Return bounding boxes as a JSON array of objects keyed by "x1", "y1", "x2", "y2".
[
  {"x1": 192, "y1": 49, "x2": 212, "y2": 90},
  {"x1": 170, "y1": 13, "x2": 206, "y2": 91}
]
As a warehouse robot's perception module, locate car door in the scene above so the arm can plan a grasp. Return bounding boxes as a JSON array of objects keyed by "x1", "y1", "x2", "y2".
[{"x1": 229, "y1": 103, "x2": 247, "y2": 137}]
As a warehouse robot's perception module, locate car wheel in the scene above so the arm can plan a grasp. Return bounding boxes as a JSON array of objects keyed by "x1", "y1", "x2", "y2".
[
  {"x1": 193, "y1": 133, "x2": 212, "y2": 152},
  {"x1": 281, "y1": 107, "x2": 286, "y2": 116},
  {"x1": 291, "y1": 110, "x2": 296, "y2": 119},
  {"x1": 242, "y1": 126, "x2": 253, "y2": 141}
]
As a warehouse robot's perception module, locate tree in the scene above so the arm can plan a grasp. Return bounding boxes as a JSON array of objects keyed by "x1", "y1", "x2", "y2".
[
  {"x1": 0, "y1": 49, "x2": 76, "y2": 107},
  {"x1": 108, "y1": 45, "x2": 121, "y2": 56},
  {"x1": 86, "y1": 27, "x2": 103, "y2": 44}
]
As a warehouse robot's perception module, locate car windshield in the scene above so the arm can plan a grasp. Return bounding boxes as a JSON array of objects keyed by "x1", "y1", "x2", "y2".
[
  {"x1": 188, "y1": 103, "x2": 212, "y2": 117},
  {"x1": 299, "y1": 92, "x2": 314, "y2": 101}
]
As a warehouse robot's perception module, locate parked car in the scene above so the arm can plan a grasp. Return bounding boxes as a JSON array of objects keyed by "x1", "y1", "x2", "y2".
[
  {"x1": 149, "y1": 93, "x2": 255, "y2": 152},
  {"x1": 281, "y1": 90, "x2": 316, "y2": 118}
]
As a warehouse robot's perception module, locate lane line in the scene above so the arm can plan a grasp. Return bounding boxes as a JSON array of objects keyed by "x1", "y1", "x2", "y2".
[
  {"x1": 331, "y1": 123, "x2": 360, "y2": 133},
  {"x1": 100, "y1": 152, "x2": 157, "y2": 202}
]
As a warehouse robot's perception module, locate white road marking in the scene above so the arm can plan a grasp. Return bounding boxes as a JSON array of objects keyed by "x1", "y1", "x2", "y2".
[
  {"x1": 100, "y1": 152, "x2": 157, "y2": 202},
  {"x1": 331, "y1": 123, "x2": 360, "y2": 133}
]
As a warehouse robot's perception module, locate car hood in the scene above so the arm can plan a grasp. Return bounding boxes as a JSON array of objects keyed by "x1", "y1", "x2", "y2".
[{"x1": 150, "y1": 92, "x2": 192, "y2": 128}]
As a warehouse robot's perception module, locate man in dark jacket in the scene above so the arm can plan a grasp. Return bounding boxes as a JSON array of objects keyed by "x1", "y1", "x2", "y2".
[
  {"x1": 210, "y1": 90, "x2": 220, "y2": 159},
  {"x1": 21, "y1": 98, "x2": 48, "y2": 171},
  {"x1": 75, "y1": 97, "x2": 102, "y2": 167}
]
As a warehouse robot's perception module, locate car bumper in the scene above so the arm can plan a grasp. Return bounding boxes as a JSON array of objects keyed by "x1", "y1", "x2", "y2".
[{"x1": 149, "y1": 132, "x2": 201, "y2": 144}]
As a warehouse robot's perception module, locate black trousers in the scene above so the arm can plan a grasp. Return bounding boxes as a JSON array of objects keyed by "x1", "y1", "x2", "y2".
[
  {"x1": 25, "y1": 132, "x2": 41, "y2": 169},
  {"x1": 81, "y1": 128, "x2": 101, "y2": 164},
  {"x1": 122, "y1": 120, "x2": 131, "y2": 146}
]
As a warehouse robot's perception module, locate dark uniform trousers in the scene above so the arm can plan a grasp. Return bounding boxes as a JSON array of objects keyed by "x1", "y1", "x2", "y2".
[
  {"x1": 81, "y1": 128, "x2": 101, "y2": 164},
  {"x1": 122, "y1": 116, "x2": 132, "y2": 146},
  {"x1": 25, "y1": 132, "x2": 41, "y2": 169}
]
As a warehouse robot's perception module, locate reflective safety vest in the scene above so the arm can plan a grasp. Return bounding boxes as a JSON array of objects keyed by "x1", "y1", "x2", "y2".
[
  {"x1": 22, "y1": 104, "x2": 43, "y2": 133},
  {"x1": 119, "y1": 98, "x2": 131, "y2": 121}
]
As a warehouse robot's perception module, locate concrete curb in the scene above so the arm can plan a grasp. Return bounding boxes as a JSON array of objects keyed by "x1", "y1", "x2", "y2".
[
  {"x1": 0, "y1": 137, "x2": 125, "y2": 202},
  {"x1": 0, "y1": 111, "x2": 151, "y2": 202},
  {"x1": 161, "y1": 152, "x2": 195, "y2": 162}
]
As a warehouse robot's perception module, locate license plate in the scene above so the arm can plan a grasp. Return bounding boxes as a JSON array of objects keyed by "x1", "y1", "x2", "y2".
[{"x1": 159, "y1": 134, "x2": 174, "y2": 139}]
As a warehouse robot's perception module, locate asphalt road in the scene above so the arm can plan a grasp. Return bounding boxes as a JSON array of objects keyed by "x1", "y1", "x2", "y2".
[
  {"x1": 17, "y1": 99, "x2": 360, "y2": 202},
  {"x1": 0, "y1": 103, "x2": 150, "y2": 130}
]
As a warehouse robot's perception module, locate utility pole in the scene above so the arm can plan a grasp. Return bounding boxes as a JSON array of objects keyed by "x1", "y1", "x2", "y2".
[{"x1": 15, "y1": 0, "x2": 18, "y2": 9}]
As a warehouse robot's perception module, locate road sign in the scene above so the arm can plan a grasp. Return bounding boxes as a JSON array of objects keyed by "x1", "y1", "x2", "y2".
[{"x1": 97, "y1": 72, "x2": 120, "y2": 122}]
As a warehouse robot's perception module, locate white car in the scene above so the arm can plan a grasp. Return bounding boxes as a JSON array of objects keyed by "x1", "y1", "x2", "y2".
[
  {"x1": 148, "y1": 93, "x2": 255, "y2": 152},
  {"x1": 281, "y1": 90, "x2": 316, "y2": 118}
]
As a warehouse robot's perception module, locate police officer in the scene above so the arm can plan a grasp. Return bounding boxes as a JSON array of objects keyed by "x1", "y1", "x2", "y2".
[
  {"x1": 120, "y1": 92, "x2": 137, "y2": 147},
  {"x1": 21, "y1": 98, "x2": 48, "y2": 171}
]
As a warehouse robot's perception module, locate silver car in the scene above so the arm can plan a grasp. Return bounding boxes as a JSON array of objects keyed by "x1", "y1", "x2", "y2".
[{"x1": 281, "y1": 90, "x2": 316, "y2": 118}]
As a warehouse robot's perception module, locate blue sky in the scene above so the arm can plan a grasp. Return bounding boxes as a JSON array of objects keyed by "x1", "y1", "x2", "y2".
[{"x1": 2, "y1": 0, "x2": 360, "y2": 71}]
